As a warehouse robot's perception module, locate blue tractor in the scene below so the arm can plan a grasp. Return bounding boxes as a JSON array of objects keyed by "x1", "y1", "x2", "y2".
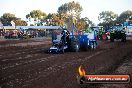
[{"x1": 48, "y1": 26, "x2": 97, "y2": 53}]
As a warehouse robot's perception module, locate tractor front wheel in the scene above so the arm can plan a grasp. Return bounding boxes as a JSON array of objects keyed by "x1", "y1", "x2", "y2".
[
  {"x1": 71, "y1": 42, "x2": 80, "y2": 52},
  {"x1": 91, "y1": 41, "x2": 97, "y2": 50}
]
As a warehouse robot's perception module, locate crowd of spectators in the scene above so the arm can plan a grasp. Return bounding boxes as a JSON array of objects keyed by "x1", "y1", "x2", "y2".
[{"x1": 0, "y1": 29, "x2": 49, "y2": 39}]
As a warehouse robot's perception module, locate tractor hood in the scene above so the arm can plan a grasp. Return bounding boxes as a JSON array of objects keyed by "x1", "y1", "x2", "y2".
[{"x1": 50, "y1": 46, "x2": 58, "y2": 50}]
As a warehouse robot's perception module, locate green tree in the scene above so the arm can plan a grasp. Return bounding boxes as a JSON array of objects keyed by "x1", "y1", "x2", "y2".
[
  {"x1": 57, "y1": 1, "x2": 84, "y2": 31},
  {"x1": 58, "y1": 1, "x2": 83, "y2": 19},
  {"x1": 45, "y1": 13, "x2": 64, "y2": 26},
  {"x1": 117, "y1": 10, "x2": 132, "y2": 23},
  {"x1": 13, "y1": 20, "x2": 27, "y2": 26},
  {"x1": 98, "y1": 11, "x2": 118, "y2": 23},
  {"x1": 26, "y1": 10, "x2": 47, "y2": 19},
  {"x1": 0, "y1": 13, "x2": 27, "y2": 26},
  {"x1": 26, "y1": 10, "x2": 47, "y2": 26},
  {"x1": 76, "y1": 18, "x2": 87, "y2": 30},
  {"x1": 98, "y1": 11, "x2": 118, "y2": 26},
  {"x1": 82, "y1": 17, "x2": 94, "y2": 27},
  {"x1": 0, "y1": 13, "x2": 17, "y2": 25}
]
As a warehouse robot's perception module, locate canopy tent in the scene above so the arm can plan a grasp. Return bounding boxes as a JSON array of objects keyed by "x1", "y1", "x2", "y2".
[
  {"x1": 3, "y1": 26, "x2": 16, "y2": 29},
  {"x1": 16, "y1": 26, "x2": 62, "y2": 30}
]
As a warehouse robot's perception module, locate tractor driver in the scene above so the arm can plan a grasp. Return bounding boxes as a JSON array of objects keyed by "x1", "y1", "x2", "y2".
[{"x1": 61, "y1": 29, "x2": 70, "y2": 45}]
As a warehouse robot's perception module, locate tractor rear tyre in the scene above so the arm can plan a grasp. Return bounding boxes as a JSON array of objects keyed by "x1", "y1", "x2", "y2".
[
  {"x1": 121, "y1": 33, "x2": 126, "y2": 42},
  {"x1": 60, "y1": 49, "x2": 64, "y2": 54}
]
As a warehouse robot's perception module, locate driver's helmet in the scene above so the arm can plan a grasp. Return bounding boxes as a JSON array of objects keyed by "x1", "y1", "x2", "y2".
[{"x1": 62, "y1": 29, "x2": 69, "y2": 35}]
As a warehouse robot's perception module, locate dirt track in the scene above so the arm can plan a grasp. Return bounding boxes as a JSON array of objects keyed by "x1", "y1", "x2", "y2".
[{"x1": 0, "y1": 39, "x2": 132, "y2": 88}]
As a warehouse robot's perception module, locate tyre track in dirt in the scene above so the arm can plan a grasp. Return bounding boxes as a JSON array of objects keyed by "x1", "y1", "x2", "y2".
[
  {"x1": 99, "y1": 51, "x2": 132, "y2": 88},
  {"x1": 1, "y1": 49, "x2": 105, "y2": 88},
  {"x1": 0, "y1": 39, "x2": 48, "y2": 46},
  {"x1": 0, "y1": 44, "x2": 50, "y2": 57},
  {"x1": 0, "y1": 47, "x2": 37, "y2": 55},
  {"x1": 61, "y1": 42, "x2": 132, "y2": 88},
  {"x1": 0, "y1": 41, "x2": 51, "y2": 49},
  {"x1": 0, "y1": 40, "x2": 37, "y2": 52},
  {"x1": 0, "y1": 44, "x2": 51, "y2": 63},
  {"x1": 1, "y1": 53, "x2": 49, "y2": 70},
  {"x1": 4, "y1": 49, "x2": 107, "y2": 87},
  {"x1": 21, "y1": 50, "x2": 105, "y2": 88},
  {"x1": 1, "y1": 40, "x2": 131, "y2": 88},
  {"x1": 0, "y1": 48, "x2": 40, "y2": 61},
  {"x1": 23, "y1": 41, "x2": 132, "y2": 88},
  {"x1": 0, "y1": 46, "x2": 50, "y2": 69},
  {"x1": 0, "y1": 40, "x2": 112, "y2": 87},
  {"x1": 1, "y1": 53, "x2": 56, "y2": 87}
]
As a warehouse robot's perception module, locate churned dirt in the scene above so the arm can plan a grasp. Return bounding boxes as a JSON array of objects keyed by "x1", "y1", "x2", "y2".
[{"x1": 0, "y1": 38, "x2": 132, "y2": 88}]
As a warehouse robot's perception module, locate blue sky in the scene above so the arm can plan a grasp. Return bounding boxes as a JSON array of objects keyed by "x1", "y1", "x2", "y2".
[{"x1": 0, "y1": 0, "x2": 132, "y2": 24}]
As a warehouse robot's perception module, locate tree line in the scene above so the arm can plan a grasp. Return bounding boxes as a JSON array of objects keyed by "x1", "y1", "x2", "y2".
[
  {"x1": 0, "y1": 1, "x2": 132, "y2": 31},
  {"x1": 98, "y1": 10, "x2": 132, "y2": 27}
]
